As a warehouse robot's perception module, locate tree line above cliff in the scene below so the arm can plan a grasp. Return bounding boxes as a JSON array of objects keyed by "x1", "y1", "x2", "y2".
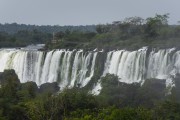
[
  {"x1": 0, "y1": 24, "x2": 95, "y2": 48},
  {"x1": 0, "y1": 23, "x2": 96, "y2": 34},
  {"x1": 1, "y1": 14, "x2": 180, "y2": 49},
  {"x1": 48, "y1": 14, "x2": 180, "y2": 50}
]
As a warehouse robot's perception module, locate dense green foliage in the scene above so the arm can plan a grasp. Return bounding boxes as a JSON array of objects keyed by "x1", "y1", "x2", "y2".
[
  {"x1": 1, "y1": 14, "x2": 180, "y2": 49},
  {"x1": 46, "y1": 14, "x2": 180, "y2": 50},
  {"x1": 0, "y1": 23, "x2": 96, "y2": 34},
  {"x1": 0, "y1": 24, "x2": 95, "y2": 48},
  {"x1": 0, "y1": 30, "x2": 51, "y2": 48},
  {"x1": 1, "y1": 70, "x2": 180, "y2": 120}
]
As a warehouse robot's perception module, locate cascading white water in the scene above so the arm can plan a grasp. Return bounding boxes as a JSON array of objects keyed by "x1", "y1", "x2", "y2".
[
  {"x1": 47, "y1": 50, "x2": 63, "y2": 83},
  {"x1": 91, "y1": 51, "x2": 113, "y2": 95},
  {"x1": 40, "y1": 51, "x2": 54, "y2": 84},
  {"x1": 0, "y1": 49, "x2": 98, "y2": 89},
  {"x1": 147, "y1": 49, "x2": 174, "y2": 79},
  {"x1": 1, "y1": 47, "x2": 180, "y2": 94},
  {"x1": 69, "y1": 50, "x2": 83, "y2": 88},
  {"x1": 59, "y1": 51, "x2": 73, "y2": 89},
  {"x1": 35, "y1": 52, "x2": 44, "y2": 85},
  {"x1": 103, "y1": 47, "x2": 147, "y2": 83},
  {"x1": 146, "y1": 48, "x2": 177, "y2": 87},
  {"x1": 81, "y1": 52, "x2": 98, "y2": 87},
  {"x1": 77, "y1": 53, "x2": 92, "y2": 85},
  {"x1": 92, "y1": 47, "x2": 180, "y2": 95}
]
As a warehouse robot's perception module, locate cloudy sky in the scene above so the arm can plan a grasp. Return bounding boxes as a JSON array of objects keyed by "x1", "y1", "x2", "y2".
[{"x1": 0, "y1": 0, "x2": 179, "y2": 25}]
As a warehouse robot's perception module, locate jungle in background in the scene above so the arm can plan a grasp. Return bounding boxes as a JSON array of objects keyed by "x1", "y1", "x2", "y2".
[{"x1": 0, "y1": 14, "x2": 180, "y2": 50}]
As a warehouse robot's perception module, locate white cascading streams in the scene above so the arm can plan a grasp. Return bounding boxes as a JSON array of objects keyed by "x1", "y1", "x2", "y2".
[
  {"x1": 146, "y1": 48, "x2": 176, "y2": 87},
  {"x1": 108, "y1": 51, "x2": 123, "y2": 75},
  {"x1": 104, "y1": 47, "x2": 147, "y2": 83},
  {"x1": 81, "y1": 52, "x2": 98, "y2": 87},
  {"x1": 48, "y1": 50, "x2": 63, "y2": 83},
  {"x1": 91, "y1": 48, "x2": 147, "y2": 95},
  {"x1": 40, "y1": 51, "x2": 54, "y2": 84},
  {"x1": 0, "y1": 50, "x2": 17, "y2": 73},
  {"x1": 102, "y1": 51, "x2": 113, "y2": 76},
  {"x1": 59, "y1": 51, "x2": 73, "y2": 89},
  {"x1": 0, "y1": 49, "x2": 98, "y2": 89},
  {"x1": 69, "y1": 50, "x2": 83, "y2": 88},
  {"x1": 147, "y1": 48, "x2": 175, "y2": 79},
  {"x1": 1, "y1": 47, "x2": 180, "y2": 94},
  {"x1": 10, "y1": 51, "x2": 27, "y2": 83},
  {"x1": 77, "y1": 53, "x2": 92, "y2": 85},
  {"x1": 35, "y1": 52, "x2": 44, "y2": 86},
  {"x1": 91, "y1": 51, "x2": 113, "y2": 95},
  {"x1": 173, "y1": 51, "x2": 180, "y2": 73}
]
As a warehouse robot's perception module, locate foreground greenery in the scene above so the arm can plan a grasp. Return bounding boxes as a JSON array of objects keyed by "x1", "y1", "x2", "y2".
[{"x1": 1, "y1": 70, "x2": 180, "y2": 120}]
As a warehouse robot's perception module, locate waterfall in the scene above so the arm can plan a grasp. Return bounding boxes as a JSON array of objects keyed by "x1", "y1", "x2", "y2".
[
  {"x1": 59, "y1": 51, "x2": 73, "y2": 89},
  {"x1": 0, "y1": 49, "x2": 99, "y2": 89},
  {"x1": 103, "y1": 47, "x2": 147, "y2": 83},
  {"x1": 81, "y1": 52, "x2": 98, "y2": 87},
  {"x1": 48, "y1": 50, "x2": 63, "y2": 83},
  {"x1": 69, "y1": 50, "x2": 83, "y2": 88},
  {"x1": 1, "y1": 47, "x2": 180, "y2": 94}
]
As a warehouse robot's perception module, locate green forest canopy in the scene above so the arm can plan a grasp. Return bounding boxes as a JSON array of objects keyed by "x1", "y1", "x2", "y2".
[
  {"x1": 1, "y1": 14, "x2": 180, "y2": 50},
  {"x1": 0, "y1": 70, "x2": 180, "y2": 120}
]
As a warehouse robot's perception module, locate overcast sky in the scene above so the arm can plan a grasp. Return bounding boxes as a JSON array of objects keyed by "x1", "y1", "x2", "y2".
[{"x1": 0, "y1": 0, "x2": 179, "y2": 25}]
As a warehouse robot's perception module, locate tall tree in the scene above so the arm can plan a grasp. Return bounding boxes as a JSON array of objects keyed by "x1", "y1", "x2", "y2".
[{"x1": 145, "y1": 14, "x2": 169, "y2": 38}]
